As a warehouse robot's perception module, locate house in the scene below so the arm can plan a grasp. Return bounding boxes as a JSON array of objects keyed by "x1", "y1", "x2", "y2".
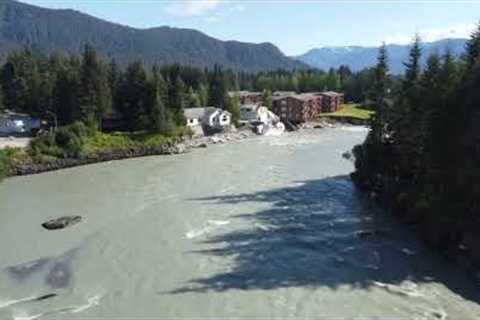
[
  {"x1": 0, "y1": 110, "x2": 41, "y2": 135},
  {"x1": 271, "y1": 93, "x2": 323, "y2": 123},
  {"x1": 206, "y1": 108, "x2": 231, "y2": 129},
  {"x1": 239, "y1": 104, "x2": 270, "y2": 123},
  {"x1": 184, "y1": 108, "x2": 206, "y2": 127},
  {"x1": 318, "y1": 91, "x2": 344, "y2": 113},
  {"x1": 184, "y1": 107, "x2": 231, "y2": 129}
]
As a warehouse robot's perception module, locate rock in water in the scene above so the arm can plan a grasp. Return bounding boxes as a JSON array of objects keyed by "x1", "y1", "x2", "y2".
[
  {"x1": 42, "y1": 216, "x2": 82, "y2": 230},
  {"x1": 34, "y1": 293, "x2": 58, "y2": 301},
  {"x1": 342, "y1": 151, "x2": 353, "y2": 160}
]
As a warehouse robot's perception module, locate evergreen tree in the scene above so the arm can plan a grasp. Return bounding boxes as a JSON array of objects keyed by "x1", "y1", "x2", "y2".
[
  {"x1": 0, "y1": 85, "x2": 3, "y2": 111},
  {"x1": 262, "y1": 89, "x2": 273, "y2": 109},
  {"x1": 198, "y1": 83, "x2": 209, "y2": 107},
  {"x1": 78, "y1": 44, "x2": 111, "y2": 128},
  {"x1": 369, "y1": 43, "x2": 390, "y2": 145},
  {"x1": 209, "y1": 65, "x2": 228, "y2": 108},
  {"x1": 146, "y1": 80, "x2": 173, "y2": 134},
  {"x1": 186, "y1": 86, "x2": 201, "y2": 109},
  {"x1": 402, "y1": 34, "x2": 423, "y2": 102},
  {"x1": 168, "y1": 76, "x2": 186, "y2": 126},
  {"x1": 117, "y1": 61, "x2": 149, "y2": 131},
  {"x1": 466, "y1": 22, "x2": 480, "y2": 70},
  {"x1": 226, "y1": 93, "x2": 241, "y2": 125},
  {"x1": 53, "y1": 63, "x2": 81, "y2": 125}
]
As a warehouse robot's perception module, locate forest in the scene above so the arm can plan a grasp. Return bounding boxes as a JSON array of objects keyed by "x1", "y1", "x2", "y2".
[{"x1": 352, "y1": 24, "x2": 480, "y2": 261}]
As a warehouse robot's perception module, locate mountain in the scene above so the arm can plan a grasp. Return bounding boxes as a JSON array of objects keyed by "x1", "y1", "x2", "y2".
[
  {"x1": 0, "y1": 0, "x2": 306, "y2": 72},
  {"x1": 296, "y1": 39, "x2": 467, "y2": 73}
]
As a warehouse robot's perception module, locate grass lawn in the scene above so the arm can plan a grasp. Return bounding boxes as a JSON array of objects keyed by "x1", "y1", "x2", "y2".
[{"x1": 320, "y1": 104, "x2": 374, "y2": 121}]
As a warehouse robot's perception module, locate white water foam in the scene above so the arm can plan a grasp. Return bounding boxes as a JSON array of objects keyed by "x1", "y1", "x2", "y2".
[
  {"x1": 185, "y1": 220, "x2": 231, "y2": 239},
  {"x1": 372, "y1": 280, "x2": 425, "y2": 298},
  {"x1": 71, "y1": 294, "x2": 102, "y2": 313},
  {"x1": 339, "y1": 126, "x2": 369, "y2": 132},
  {"x1": 13, "y1": 294, "x2": 103, "y2": 320},
  {"x1": 0, "y1": 296, "x2": 37, "y2": 309}
]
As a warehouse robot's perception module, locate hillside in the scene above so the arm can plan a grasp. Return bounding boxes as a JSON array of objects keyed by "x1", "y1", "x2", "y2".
[
  {"x1": 296, "y1": 39, "x2": 467, "y2": 73},
  {"x1": 0, "y1": 0, "x2": 306, "y2": 72}
]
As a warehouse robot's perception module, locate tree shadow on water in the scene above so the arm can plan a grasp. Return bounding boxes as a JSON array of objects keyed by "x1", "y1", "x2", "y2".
[{"x1": 168, "y1": 175, "x2": 480, "y2": 304}]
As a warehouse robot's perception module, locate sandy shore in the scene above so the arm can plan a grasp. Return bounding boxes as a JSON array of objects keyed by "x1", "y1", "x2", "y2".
[{"x1": 0, "y1": 137, "x2": 31, "y2": 149}]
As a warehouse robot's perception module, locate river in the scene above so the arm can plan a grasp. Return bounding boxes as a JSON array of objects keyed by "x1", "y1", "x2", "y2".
[{"x1": 1, "y1": 127, "x2": 479, "y2": 320}]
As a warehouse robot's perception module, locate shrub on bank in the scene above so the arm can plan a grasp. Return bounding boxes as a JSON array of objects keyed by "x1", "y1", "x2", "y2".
[
  {"x1": 0, "y1": 148, "x2": 19, "y2": 180},
  {"x1": 29, "y1": 122, "x2": 97, "y2": 158},
  {"x1": 28, "y1": 122, "x2": 191, "y2": 159}
]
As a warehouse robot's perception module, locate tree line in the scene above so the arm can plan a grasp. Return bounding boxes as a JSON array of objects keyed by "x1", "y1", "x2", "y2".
[
  {"x1": 353, "y1": 24, "x2": 480, "y2": 251},
  {"x1": 0, "y1": 45, "x2": 245, "y2": 134},
  {"x1": 0, "y1": 45, "x2": 379, "y2": 135}
]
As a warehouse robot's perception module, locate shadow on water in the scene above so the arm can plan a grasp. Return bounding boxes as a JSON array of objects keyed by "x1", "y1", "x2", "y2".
[
  {"x1": 5, "y1": 247, "x2": 78, "y2": 290},
  {"x1": 169, "y1": 175, "x2": 480, "y2": 304}
]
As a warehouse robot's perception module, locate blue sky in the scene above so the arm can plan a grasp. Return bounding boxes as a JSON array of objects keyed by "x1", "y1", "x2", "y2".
[{"x1": 20, "y1": 0, "x2": 480, "y2": 56}]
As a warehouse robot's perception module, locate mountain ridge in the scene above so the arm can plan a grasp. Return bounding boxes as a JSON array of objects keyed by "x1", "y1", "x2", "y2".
[
  {"x1": 296, "y1": 39, "x2": 468, "y2": 73},
  {"x1": 0, "y1": 0, "x2": 306, "y2": 72}
]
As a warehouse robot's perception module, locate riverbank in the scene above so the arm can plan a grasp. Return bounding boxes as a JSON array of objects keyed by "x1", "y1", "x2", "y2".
[
  {"x1": 3, "y1": 129, "x2": 256, "y2": 178},
  {"x1": 351, "y1": 149, "x2": 480, "y2": 282},
  {"x1": 0, "y1": 120, "x2": 359, "y2": 180}
]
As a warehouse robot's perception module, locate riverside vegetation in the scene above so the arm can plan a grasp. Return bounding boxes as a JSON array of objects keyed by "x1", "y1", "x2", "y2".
[{"x1": 352, "y1": 25, "x2": 480, "y2": 268}]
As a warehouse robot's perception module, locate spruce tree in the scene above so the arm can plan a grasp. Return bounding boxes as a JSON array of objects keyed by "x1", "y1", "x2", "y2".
[
  {"x1": 168, "y1": 76, "x2": 186, "y2": 126},
  {"x1": 198, "y1": 83, "x2": 209, "y2": 107},
  {"x1": 262, "y1": 89, "x2": 273, "y2": 109},
  {"x1": 466, "y1": 22, "x2": 480, "y2": 70},
  {"x1": 226, "y1": 93, "x2": 241, "y2": 126},
  {"x1": 117, "y1": 61, "x2": 149, "y2": 131},
  {"x1": 369, "y1": 43, "x2": 390, "y2": 145},
  {"x1": 78, "y1": 44, "x2": 111, "y2": 128},
  {"x1": 186, "y1": 86, "x2": 201, "y2": 109},
  {"x1": 0, "y1": 85, "x2": 3, "y2": 111},
  {"x1": 208, "y1": 65, "x2": 228, "y2": 109}
]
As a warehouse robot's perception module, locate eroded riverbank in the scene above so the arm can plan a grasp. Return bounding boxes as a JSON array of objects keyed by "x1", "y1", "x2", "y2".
[{"x1": 1, "y1": 127, "x2": 480, "y2": 320}]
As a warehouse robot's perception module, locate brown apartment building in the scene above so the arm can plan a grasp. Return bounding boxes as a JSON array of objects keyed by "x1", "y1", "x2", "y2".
[
  {"x1": 271, "y1": 93, "x2": 323, "y2": 123},
  {"x1": 319, "y1": 91, "x2": 344, "y2": 113},
  {"x1": 229, "y1": 91, "x2": 264, "y2": 105},
  {"x1": 271, "y1": 91, "x2": 344, "y2": 123}
]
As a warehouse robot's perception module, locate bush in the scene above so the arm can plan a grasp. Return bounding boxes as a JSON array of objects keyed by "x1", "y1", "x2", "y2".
[
  {"x1": 0, "y1": 148, "x2": 15, "y2": 180},
  {"x1": 29, "y1": 135, "x2": 63, "y2": 158},
  {"x1": 29, "y1": 122, "x2": 95, "y2": 158}
]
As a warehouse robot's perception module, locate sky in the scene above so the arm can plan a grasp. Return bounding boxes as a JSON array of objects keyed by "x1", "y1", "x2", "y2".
[{"x1": 19, "y1": 0, "x2": 480, "y2": 56}]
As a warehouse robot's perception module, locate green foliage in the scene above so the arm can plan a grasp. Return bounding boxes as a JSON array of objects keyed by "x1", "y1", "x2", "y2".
[
  {"x1": 208, "y1": 65, "x2": 228, "y2": 109},
  {"x1": 79, "y1": 44, "x2": 112, "y2": 127},
  {"x1": 0, "y1": 148, "x2": 15, "y2": 180},
  {"x1": 320, "y1": 104, "x2": 374, "y2": 120},
  {"x1": 29, "y1": 122, "x2": 94, "y2": 158},
  {"x1": 226, "y1": 93, "x2": 241, "y2": 125},
  {"x1": 353, "y1": 29, "x2": 480, "y2": 250},
  {"x1": 262, "y1": 89, "x2": 273, "y2": 109}
]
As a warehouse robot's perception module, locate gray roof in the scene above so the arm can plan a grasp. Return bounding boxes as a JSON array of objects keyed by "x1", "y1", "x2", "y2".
[
  {"x1": 0, "y1": 110, "x2": 34, "y2": 119},
  {"x1": 320, "y1": 91, "x2": 344, "y2": 97},
  {"x1": 183, "y1": 107, "x2": 216, "y2": 119}
]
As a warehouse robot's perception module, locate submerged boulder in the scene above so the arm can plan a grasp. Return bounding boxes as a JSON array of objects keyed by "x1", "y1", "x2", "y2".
[
  {"x1": 342, "y1": 151, "x2": 353, "y2": 160},
  {"x1": 42, "y1": 216, "x2": 82, "y2": 230}
]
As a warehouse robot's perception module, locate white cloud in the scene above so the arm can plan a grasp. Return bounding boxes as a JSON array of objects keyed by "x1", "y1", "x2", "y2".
[
  {"x1": 165, "y1": 0, "x2": 221, "y2": 17},
  {"x1": 385, "y1": 22, "x2": 476, "y2": 45},
  {"x1": 204, "y1": 3, "x2": 245, "y2": 23}
]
